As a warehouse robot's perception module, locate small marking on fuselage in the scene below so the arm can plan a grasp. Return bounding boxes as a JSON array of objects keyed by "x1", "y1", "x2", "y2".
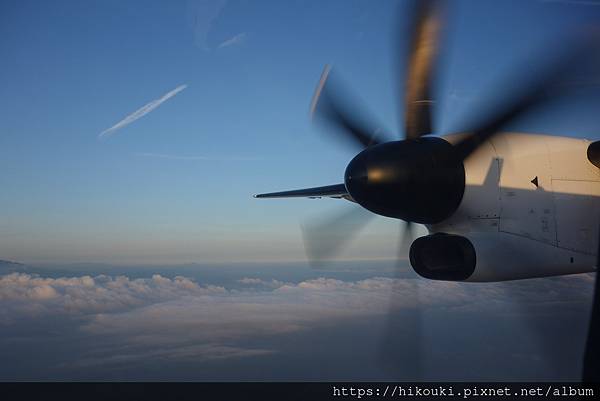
[{"x1": 531, "y1": 176, "x2": 539, "y2": 187}]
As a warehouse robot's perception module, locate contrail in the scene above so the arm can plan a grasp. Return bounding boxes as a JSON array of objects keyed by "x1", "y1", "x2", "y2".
[
  {"x1": 135, "y1": 152, "x2": 261, "y2": 161},
  {"x1": 217, "y1": 32, "x2": 246, "y2": 49},
  {"x1": 99, "y1": 84, "x2": 187, "y2": 139}
]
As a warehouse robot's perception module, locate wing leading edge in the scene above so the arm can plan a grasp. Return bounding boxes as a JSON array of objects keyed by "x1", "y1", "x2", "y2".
[{"x1": 254, "y1": 183, "x2": 352, "y2": 200}]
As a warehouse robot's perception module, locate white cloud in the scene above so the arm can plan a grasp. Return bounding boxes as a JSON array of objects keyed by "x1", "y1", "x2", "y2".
[
  {"x1": 238, "y1": 277, "x2": 264, "y2": 285},
  {"x1": 238, "y1": 277, "x2": 287, "y2": 288},
  {"x1": 99, "y1": 84, "x2": 187, "y2": 139},
  {"x1": 217, "y1": 32, "x2": 247, "y2": 49},
  {"x1": 0, "y1": 272, "x2": 224, "y2": 321}
]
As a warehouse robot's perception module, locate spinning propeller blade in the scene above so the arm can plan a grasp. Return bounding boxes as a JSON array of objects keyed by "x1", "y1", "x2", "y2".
[
  {"x1": 309, "y1": 65, "x2": 389, "y2": 150},
  {"x1": 399, "y1": 0, "x2": 442, "y2": 139},
  {"x1": 301, "y1": 206, "x2": 374, "y2": 267},
  {"x1": 452, "y1": 41, "x2": 594, "y2": 162}
]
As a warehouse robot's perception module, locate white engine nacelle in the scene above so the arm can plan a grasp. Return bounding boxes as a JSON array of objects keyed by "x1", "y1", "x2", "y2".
[{"x1": 410, "y1": 232, "x2": 595, "y2": 282}]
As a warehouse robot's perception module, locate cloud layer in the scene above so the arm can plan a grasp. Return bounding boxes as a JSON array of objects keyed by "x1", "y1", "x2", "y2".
[
  {"x1": 0, "y1": 270, "x2": 594, "y2": 377},
  {"x1": 2, "y1": 271, "x2": 593, "y2": 320},
  {"x1": 99, "y1": 84, "x2": 187, "y2": 138}
]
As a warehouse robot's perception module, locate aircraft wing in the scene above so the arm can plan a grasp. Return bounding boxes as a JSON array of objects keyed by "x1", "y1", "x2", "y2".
[{"x1": 254, "y1": 183, "x2": 351, "y2": 200}]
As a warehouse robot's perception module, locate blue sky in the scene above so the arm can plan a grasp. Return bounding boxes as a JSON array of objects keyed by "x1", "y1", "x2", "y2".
[{"x1": 1, "y1": 0, "x2": 600, "y2": 264}]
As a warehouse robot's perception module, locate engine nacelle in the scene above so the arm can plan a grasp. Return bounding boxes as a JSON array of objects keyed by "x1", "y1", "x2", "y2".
[
  {"x1": 409, "y1": 232, "x2": 595, "y2": 282},
  {"x1": 409, "y1": 233, "x2": 476, "y2": 281}
]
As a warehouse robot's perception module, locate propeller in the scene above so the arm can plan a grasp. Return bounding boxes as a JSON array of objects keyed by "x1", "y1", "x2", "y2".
[{"x1": 306, "y1": 0, "x2": 443, "y2": 265}]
